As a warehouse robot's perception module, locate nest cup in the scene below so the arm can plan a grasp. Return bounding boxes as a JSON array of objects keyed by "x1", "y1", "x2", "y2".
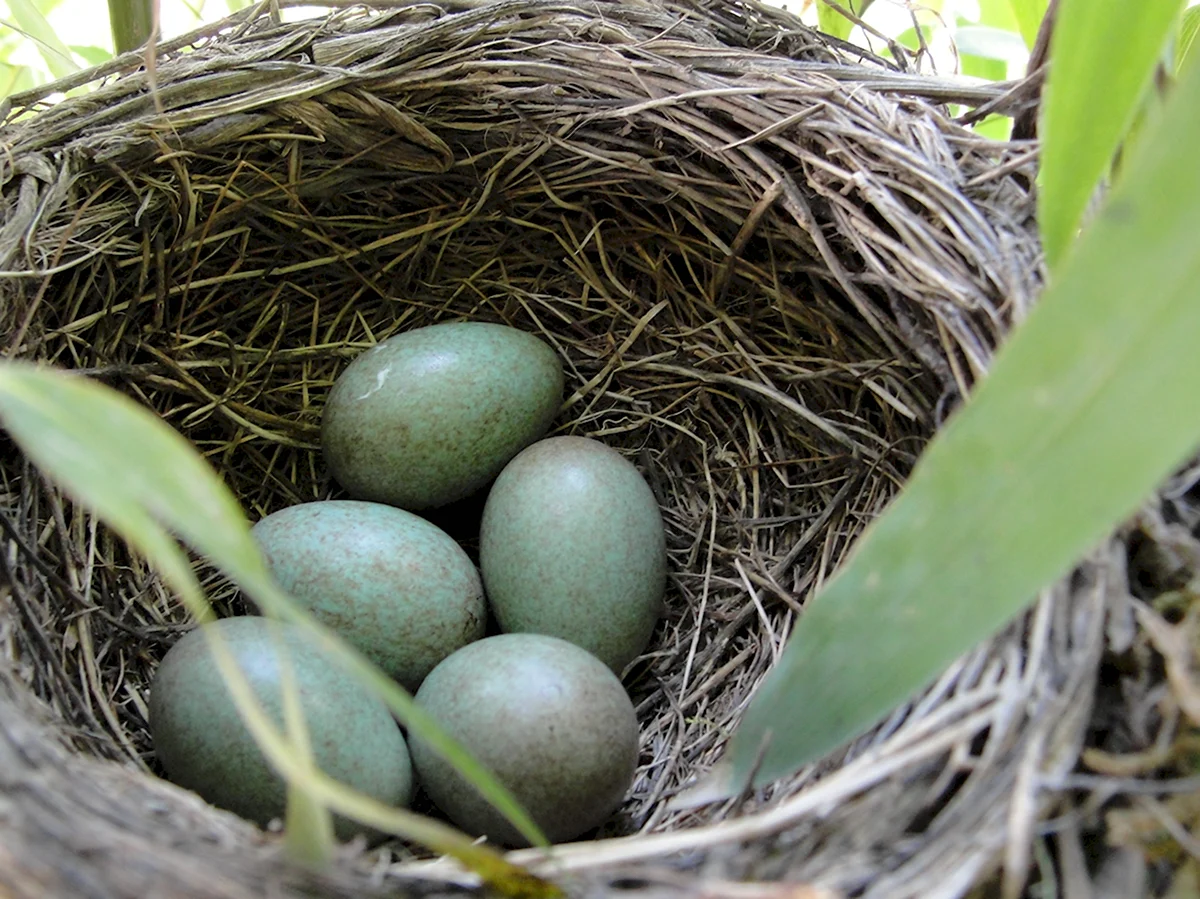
[{"x1": 0, "y1": 1, "x2": 1113, "y2": 896}]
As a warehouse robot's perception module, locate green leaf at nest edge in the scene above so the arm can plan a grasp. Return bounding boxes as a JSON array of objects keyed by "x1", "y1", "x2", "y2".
[
  {"x1": 723, "y1": 40, "x2": 1200, "y2": 790},
  {"x1": 1038, "y1": 0, "x2": 1184, "y2": 268}
]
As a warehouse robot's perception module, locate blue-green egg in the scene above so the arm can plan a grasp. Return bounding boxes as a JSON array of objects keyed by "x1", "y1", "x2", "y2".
[
  {"x1": 480, "y1": 436, "x2": 666, "y2": 673},
  {"x1": 250, "y1": 500, "x2": 485, "y2": 692},
  {"x1": 321, "y1": 322, "x2": 564, "y2": 511},
  {"x1": 409, "y1": 634, "x2": 639, "y2": 846},
  {"x1": 148, "y1": 616, "x2": 412, "y2": 840}
]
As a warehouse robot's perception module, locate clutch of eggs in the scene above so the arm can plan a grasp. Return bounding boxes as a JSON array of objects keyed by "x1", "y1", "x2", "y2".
[{"x1": 151, "y1": 321, "x2": 668, "y2": 845}]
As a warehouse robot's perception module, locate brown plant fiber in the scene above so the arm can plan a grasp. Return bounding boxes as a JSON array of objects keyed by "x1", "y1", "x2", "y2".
[{"x1": 0, "y1": 1, "x2": 1125, "y2": 897}]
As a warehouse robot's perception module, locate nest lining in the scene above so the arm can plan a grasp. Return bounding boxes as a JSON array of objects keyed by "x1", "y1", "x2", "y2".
[{"x1": 0, "y1": 1, "x2": 1119, "y2": 897}]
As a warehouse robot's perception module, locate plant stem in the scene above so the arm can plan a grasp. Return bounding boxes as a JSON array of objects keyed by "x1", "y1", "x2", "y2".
[
  {"x1": 108, "y1": 0, "x2": 156, "y2": 53},
  {"x1": 284, "y1": 785, "x2": 336, "y2": 869}
]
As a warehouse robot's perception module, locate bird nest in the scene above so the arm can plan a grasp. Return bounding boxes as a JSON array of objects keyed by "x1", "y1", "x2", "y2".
[{"x1": 0, "y1": 1, "x2": 1167, "y2": 896}]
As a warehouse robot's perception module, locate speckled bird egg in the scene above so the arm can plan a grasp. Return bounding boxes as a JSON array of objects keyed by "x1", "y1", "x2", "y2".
[
  {"x1": 250, "y1": 500, "x2": 485, "y2": 692},
  {"x1": 321, "y1": 322, "x2": 564, "y2": 511},
  {"x1": 409, "y1": 634, "x2": 639, "y2": 846},
  {"x1": 480, "y1": 436, "x2": 666, "y2": 673},
  {"x1": 148, "y1": 616, "x2": 413, "y2": 840}
]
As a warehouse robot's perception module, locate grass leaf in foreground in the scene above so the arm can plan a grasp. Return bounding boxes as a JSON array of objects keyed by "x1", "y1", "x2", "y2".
[
  {"x1": 1038, "y1": 0, "x2": 1183, "y2": 268},
  {"x1": 7, "y1": 0, "x2": 80, "y2": 79},
  {"x1": 1178, "y1": 6, "x2": 1200, "y2": 73},
  {"x1": 1007, "y1": 0, "x2": 1050, "y2": 49},
  {"x1": 0, "y1": 364, "x2": 335, "y2": 865},
  {"x1": 0, "y1": 364, "x2": 555, "y2": 888},
  {"x1": 723, "y1": 42, "x2": 1200, "y2": 791}
]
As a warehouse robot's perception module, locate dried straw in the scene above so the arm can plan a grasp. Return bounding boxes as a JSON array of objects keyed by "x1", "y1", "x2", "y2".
[{"x1": 0, "y1": 1, "x2": 1168, "y2": 897}]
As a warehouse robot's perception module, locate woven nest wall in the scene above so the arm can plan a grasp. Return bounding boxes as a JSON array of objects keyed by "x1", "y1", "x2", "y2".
[{"x1": 0, "y1": 1, "x2": 1147, "y2": 897}]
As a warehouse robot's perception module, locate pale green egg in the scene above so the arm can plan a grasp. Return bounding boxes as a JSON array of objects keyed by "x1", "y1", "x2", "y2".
[
  {"x1": 148, "y1": 616, "x2": 412, "y2": 840},
  {"x1": 250, "y1": 500, "x2": 485, "y2": 692},
  {"x1": 409, "y1": 634, "x2": 639, "y2": 846},
  {"x1": 480, "y1": 436, "x2": 666, "y2": 673},
  {"x1": 321, "y1": 322, "x2": 563, "y2": 511}
]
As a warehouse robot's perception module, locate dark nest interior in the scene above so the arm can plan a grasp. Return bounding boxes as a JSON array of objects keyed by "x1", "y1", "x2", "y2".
[{"x1": 2, "y1": 2, "x2": 1195, "y2": 898}]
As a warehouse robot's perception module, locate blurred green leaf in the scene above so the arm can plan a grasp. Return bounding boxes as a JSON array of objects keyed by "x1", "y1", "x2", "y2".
[
  {"x1": 1008, "y1": 0, "x2": 1051, "y2": 49},
  {"x1": 960, "y1": 51, "x2": 1008, "y2": 84},
  {"x1": 971, "y1": 113, "x2": 1014, "y2": 141},
  {"x1": 70, "y1": 44, "x2": 113, "y2": 67},
  {"x1": 817, "y1": 0, "x2": 870, "y2": 43},
  {"x1": 0, "y1": 364, "x2": 555, "y2": 871},
  {"x1": 961, "y1": 50, "x2": 1006, "y2": 82},
  {"x1": 723, "y1": 41, "x2": 1200, "y2": 790},
  {"x1": 955, "y1": 25, "x2": 1028, "y2": 66},
  {"x1": 1179, "y1": 6, "x2": 1200, "y2": 73},
  {"x1": 976, "y1": 0, "x2": 1020, "y2": 32},
  {"x1": 1039, "y1": 0, "x2": 1183, "y2": 269},
  {"x1": 6, "y1": 0, "x2": 79, "y2": 79},
  {"x1": 0, "y1": 61, "x2": 34, "y2": 98}
]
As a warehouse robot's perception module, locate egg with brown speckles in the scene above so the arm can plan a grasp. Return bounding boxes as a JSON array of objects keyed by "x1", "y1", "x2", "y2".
[
  {"x1": 321, "y1": 322, "x2": 564, "y2": 511},
  {"x1": 409, "y1": 634, "x2": 639, "y2": 846},
  {"x1": 480, "y1": 436, "x2": 666, "y2": 673},
  {"x1": 149, "y1": 616, "x2": 413, "y2": 840},
  {"x1": 251, "y1": 500, "x2": 485, "y2": 691}
]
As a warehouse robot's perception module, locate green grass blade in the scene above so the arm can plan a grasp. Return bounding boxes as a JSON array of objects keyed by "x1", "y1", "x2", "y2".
[
  {"x1": 1038, "y1": 0, "x2": 1183, "y2": 269},
  {"x1": 0, "y1": 363, "x2": 552, "y2": 862},
  {"x1": 276, "y1": 618, "x2": 336, "y2": 869},
  {"x1": 0, "y1": 364, "x2": 337, "y2": 863},
  {"x1": 724, "y1": 47, "x2": 1200, "y2": 790},
  {"x1": 6, "y1": 0, "x2": 78, "y2": 79},
  {"x1": 1178, "y1": 5, "x2": 1200, "y2": 72},
  {"x1": 1007, "y1": 0, "x2": 1050, "y2": 49}
]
